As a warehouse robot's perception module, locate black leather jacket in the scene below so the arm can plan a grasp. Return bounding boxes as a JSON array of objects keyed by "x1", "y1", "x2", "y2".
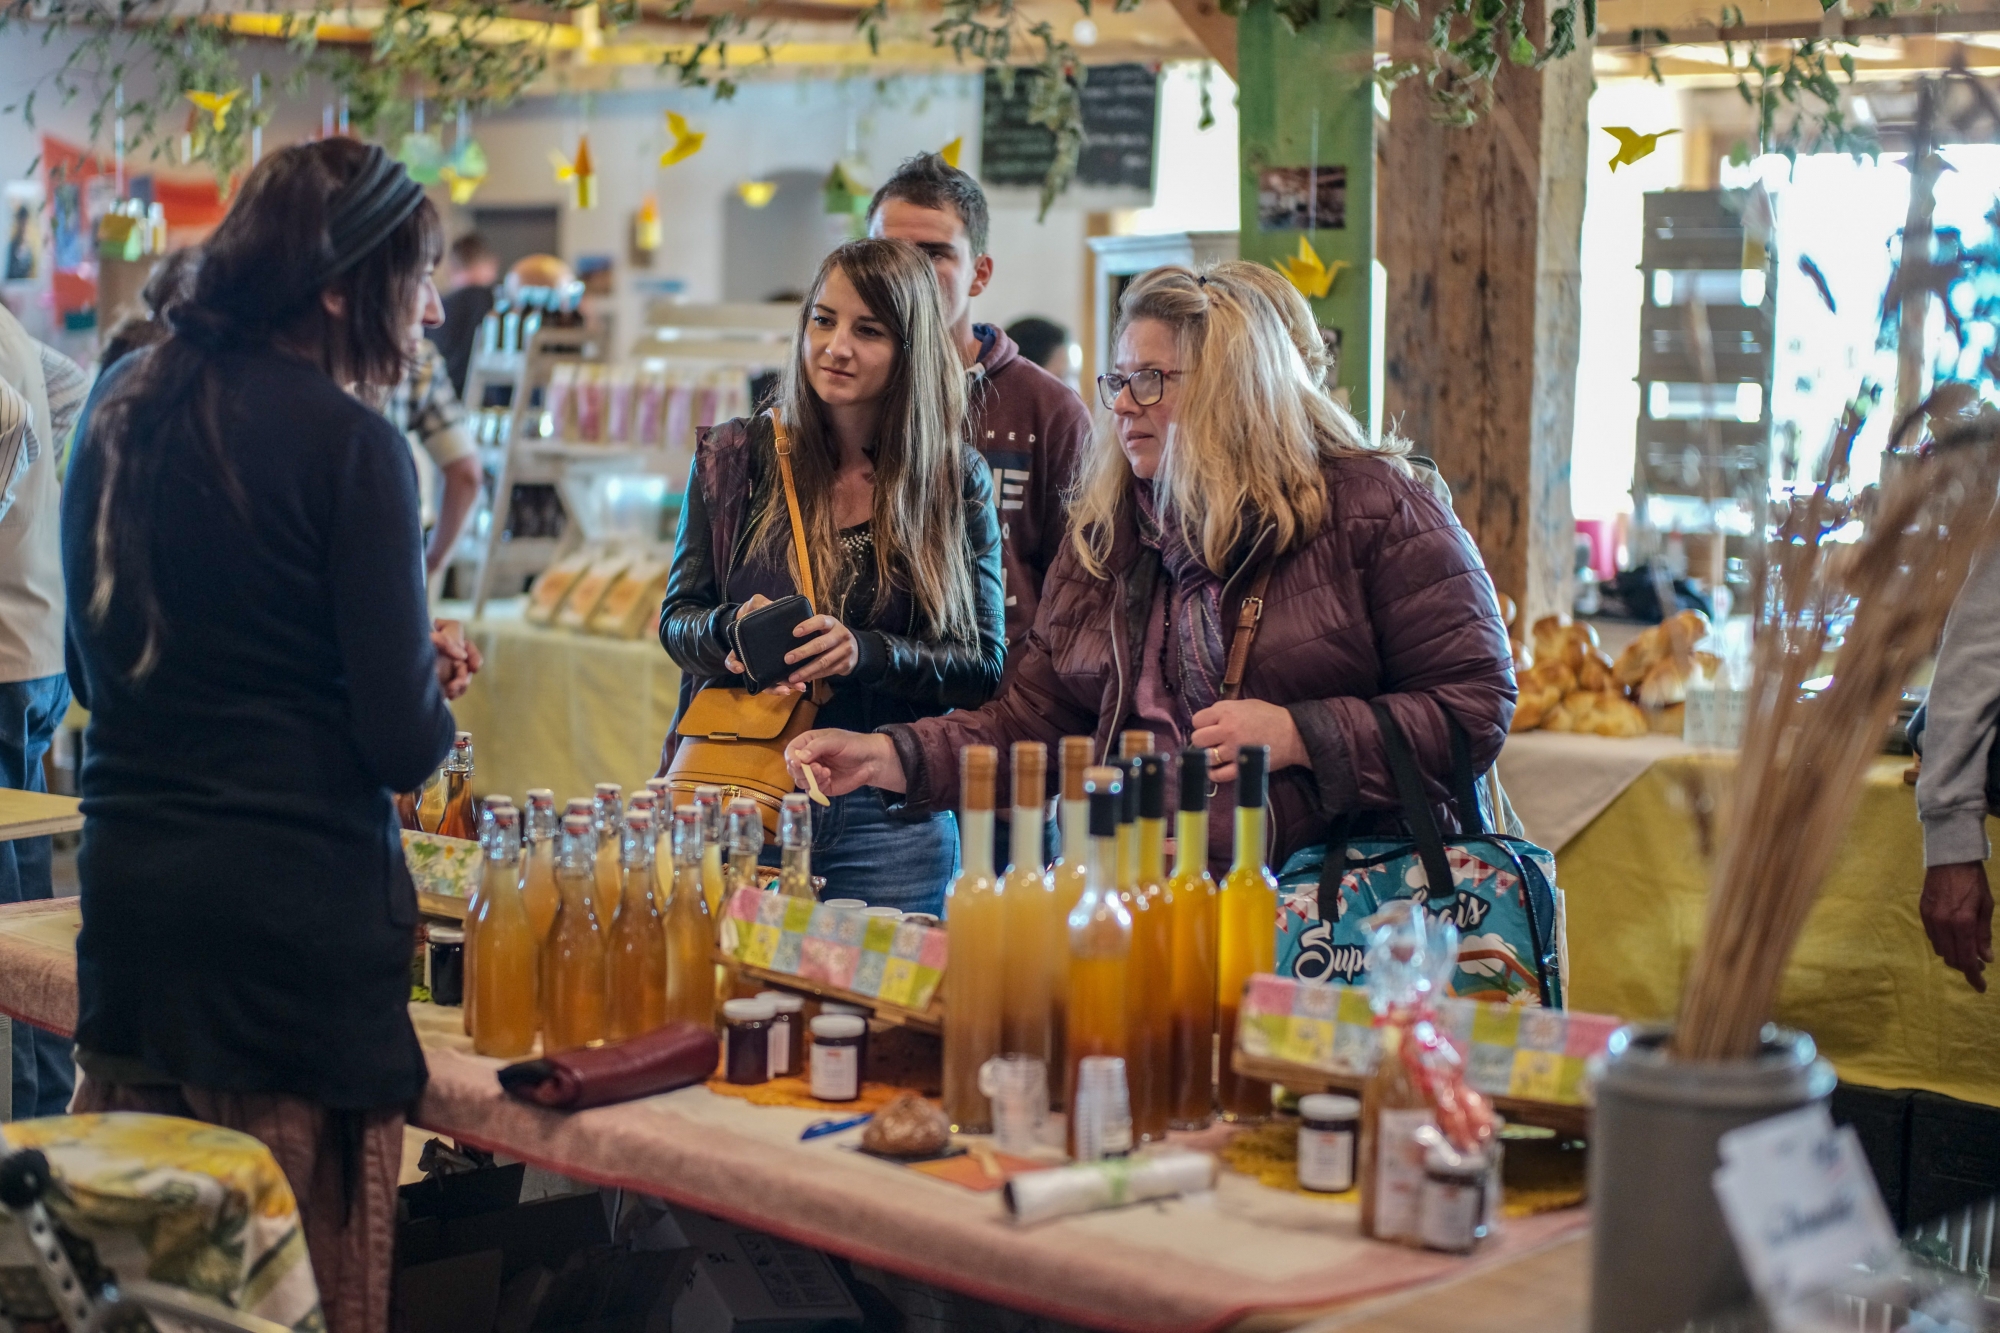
[{"x1": 659, "y1": 414, "x2": 1007, "y2": 740}]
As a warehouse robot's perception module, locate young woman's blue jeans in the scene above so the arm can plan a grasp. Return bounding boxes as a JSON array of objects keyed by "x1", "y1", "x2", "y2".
[{"x1": 760, "y1": 785, "x2": 957, "y2": 917}]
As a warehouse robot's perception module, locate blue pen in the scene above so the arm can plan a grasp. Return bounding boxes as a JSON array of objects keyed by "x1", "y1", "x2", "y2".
[{"x1": 801, "y1": 1113, "x2": 872, "y2": 1141}]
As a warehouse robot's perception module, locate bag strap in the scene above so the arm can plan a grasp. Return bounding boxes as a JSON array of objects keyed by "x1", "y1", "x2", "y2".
[
  {"x1": 770, "y1": 412, "x2": 816, "y2": 610},
  {"x1": 1219, "y1": 561, "x2": 1276, "y2": 702},
  {"x1": 1368, "y1": 700, "x2": 1457, "y2": 901}
]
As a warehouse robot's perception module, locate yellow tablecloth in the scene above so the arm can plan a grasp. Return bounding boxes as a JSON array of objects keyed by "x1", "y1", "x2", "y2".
[
  {"x1": 447, "y1": 601, "x2": 681, "y2": 805},
  {"x1": 1561, "y1": 753, "x2": 1999, "y2": 1107}
]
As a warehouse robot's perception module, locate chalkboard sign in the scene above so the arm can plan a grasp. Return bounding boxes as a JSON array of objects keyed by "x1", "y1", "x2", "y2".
[{"x1": 980, "y1": 64, "x2": 1158, "y2": 195}]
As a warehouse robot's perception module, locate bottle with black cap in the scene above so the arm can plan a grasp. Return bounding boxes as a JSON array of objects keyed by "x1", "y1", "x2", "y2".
[
  {"x1": 1065, "y1": 767, "x2": 1133, "y2": 1157},
  {"x1": 1217, "y1": 745, "x2": 1278, "y2": 1122},
  {"x1": 1166, "y1": 748, "x2": 1220, "y2": 1128},
  {"x1": 1122, "y1": 755, "x2": 1172, "y2": 1142}
]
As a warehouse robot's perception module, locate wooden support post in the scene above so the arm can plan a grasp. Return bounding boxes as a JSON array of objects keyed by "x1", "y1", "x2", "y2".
[{"x1": 1379, "y1": 0, "x2": 1591, "y2": 624}]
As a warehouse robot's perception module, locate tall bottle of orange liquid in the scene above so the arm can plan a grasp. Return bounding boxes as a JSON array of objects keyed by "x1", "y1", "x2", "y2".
[
  {"x1": 778, "y1": 794, "x2": 815, "y2": 900},
  {"x1": 522, "y1": 790, "x2": 560, "y2": 943},
  {"x1": 663, "y1": 804, "x2": 717, "y2": 1029},
  {"x1": 461, "y1": 794, "x2": 513, "y2": 1035},
  {"x1": 1217, "y1": 745, "x2": 1278, "y2": 1121},
  {"x1": 1051, "y1": 736, "x2": 1093, "y2": 1107},
  {"x1": 999, "y1": 742, "x2": 1054, "y2": 1066},
  {"x1": 471, "y1": 805, "x2": 539, "y2": 1058},
  {"x1": 1167, "y1": 748, "x2": 1219, "y2": 1129},
  {"x1": 1066, "y1": 767, "x2": 1132, "y2": 1158},
  {"x1": 591, "y1": 783, "x2": 624, "y2": 924},
  {"x1": 1125, "y1": 755, "x2": 1173, "y2": 1143},
  {"x1": 727, "y1": 798, "x2": 765, "y2": 903},
  {"x1": 607, "y1": 809, "x2": 667, "y2": 1041},
  {"x1": 695, "y1": 787, "x2": 728, "y2": 918},
  {"x1": 543, "y1": 812, "x2": 609, "y2": 1052},
  {"x1": 944, "y1": 746, "x2": 1004, "y2": 1134},
  {"x1": 436, "y1": 733, "x2": 478, "y2": 840}
]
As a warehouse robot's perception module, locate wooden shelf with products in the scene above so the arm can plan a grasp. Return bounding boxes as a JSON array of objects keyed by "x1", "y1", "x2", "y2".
[
  {"x1": 721, "y1": 952, "x2": 943, "y2": 1035},
  {"x1": 1230, "y1": 1049, "x2": 1591, "y2": 1137}
]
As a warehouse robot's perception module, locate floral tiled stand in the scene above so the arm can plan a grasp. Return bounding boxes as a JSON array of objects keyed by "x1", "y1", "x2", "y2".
[
  {"x1": 1236, "y1": 974, "x2": 1621, "y2": 1108},
  {"x1": 722, "y1": 887, "x2": 948, "y2": 1012}
]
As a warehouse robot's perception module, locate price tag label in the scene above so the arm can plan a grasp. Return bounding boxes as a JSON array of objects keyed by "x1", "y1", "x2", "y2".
[{"x1": 1710, "y1": 1105, "x2": 1897, "y2": 1308}]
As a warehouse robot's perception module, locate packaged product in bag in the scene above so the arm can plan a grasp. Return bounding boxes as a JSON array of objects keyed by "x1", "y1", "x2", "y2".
[{"x1": 1358, "y1": 900, "x2": 1496, "y2": 1246}]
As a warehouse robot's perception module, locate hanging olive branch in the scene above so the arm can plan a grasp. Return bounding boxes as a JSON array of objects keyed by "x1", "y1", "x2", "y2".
[
  {"x1": 1222, "y1": 0, "x2": 1595, "y2": 128},
  {"x1": 1717, "y1": 6, "x2": 1877, "y2": 163}
]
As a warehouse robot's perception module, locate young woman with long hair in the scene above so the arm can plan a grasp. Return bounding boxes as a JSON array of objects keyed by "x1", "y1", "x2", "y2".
[
  {"x1": 61, "y1": 139, "x2": 469, "y2": 1333},
  {"x1": 660, "y1": 237, "x2": 1005, "y2": 914},
  {"x1": 786, "y1": 260, "x2": 1515, "y2": 874}
]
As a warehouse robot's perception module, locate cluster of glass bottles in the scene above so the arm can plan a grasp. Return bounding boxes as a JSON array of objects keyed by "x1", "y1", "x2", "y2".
[
  {"x1": 398, "y1": 732, "x2": 479, "y2": 838},
  {"x1": 460, "y1": 778, "x2": 771, "y2": 1058},
  {"x1": 941, "y1": 736, "x2": 1279, "y2": 1140}
]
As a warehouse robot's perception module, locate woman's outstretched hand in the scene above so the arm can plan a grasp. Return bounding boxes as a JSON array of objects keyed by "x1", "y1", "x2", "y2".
[
  {"x1": 1189, "y1": 700, "x2": 1306, "y2": 784},
  {"x1": 786, "y1": 730, "x2": 906, "y2": 798}
]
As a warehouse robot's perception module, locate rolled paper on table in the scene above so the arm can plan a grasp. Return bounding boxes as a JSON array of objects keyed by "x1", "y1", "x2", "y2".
[
  {"x1": 1003, "y1": 1150, "x2": 1216, "y2": 1225},
  {"x1": 497, "y1": 1022, "x2": 719, "y2": 1110}
]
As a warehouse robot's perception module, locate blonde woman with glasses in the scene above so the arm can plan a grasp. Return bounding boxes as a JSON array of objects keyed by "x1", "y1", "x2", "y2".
[{"x1": 785, "y1": 260, "x2": 1514, "y2": 875}]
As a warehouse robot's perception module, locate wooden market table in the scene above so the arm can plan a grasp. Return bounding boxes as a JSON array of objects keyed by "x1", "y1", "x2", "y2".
[
  {"x1": 0, "y1": 897, "x2": 1588, "y2": 1333},
  {"x1": 0, "y1": 789, "x2": 81, "y2": 842}
]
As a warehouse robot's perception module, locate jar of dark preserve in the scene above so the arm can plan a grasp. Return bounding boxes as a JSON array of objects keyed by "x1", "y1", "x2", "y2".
[{"x1": 722, "y1": 998, "x2": 776, "y2": 1085}]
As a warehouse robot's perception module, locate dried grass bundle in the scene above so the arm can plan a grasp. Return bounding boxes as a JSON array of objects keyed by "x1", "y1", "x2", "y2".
[{"x1": 1675, "y1": 408, "x2": 2000, "y2": 1061}]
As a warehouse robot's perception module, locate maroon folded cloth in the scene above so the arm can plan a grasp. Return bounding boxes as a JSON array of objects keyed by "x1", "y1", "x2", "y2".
[{"x1": 497, "y1": 1023, "x2": 720, "y2": 1110}]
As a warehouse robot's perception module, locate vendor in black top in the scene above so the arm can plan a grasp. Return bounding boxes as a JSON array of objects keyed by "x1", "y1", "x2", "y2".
[
  {"x1": 659, "y1": 238, "x2": 1006, "y2": 915},
  {"x1": 61, "y1": 140, "x2": 473, "y2": 1333}
]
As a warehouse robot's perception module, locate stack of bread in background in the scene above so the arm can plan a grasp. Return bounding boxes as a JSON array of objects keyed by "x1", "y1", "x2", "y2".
[{"x1": 1501, "y1": 593, "x2": 1713, "y2": 738}]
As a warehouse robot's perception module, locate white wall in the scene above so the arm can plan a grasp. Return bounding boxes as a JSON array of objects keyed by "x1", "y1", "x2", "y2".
[{"x1": 463, "y1": 75, "x2": 1089, "y2": 350}]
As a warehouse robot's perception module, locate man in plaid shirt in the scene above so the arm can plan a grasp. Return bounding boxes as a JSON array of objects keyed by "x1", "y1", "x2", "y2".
[{"x1": 386, "y1": 338, "x2": 482, "y2": 580}]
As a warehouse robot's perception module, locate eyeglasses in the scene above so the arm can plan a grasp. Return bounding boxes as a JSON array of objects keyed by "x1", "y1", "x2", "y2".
[{"x1": 1096, "y1": 368, "x2": 1184, "y2": 412}]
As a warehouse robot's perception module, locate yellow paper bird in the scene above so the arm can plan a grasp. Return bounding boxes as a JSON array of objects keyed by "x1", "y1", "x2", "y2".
[
  {"x1": 939, "y1": 137, "x2": 963, "y2": 169},
  {"x1": 660, "y1": 111, "x2": 705, "y2": 168},
  {"x1": 737, "y1": 180, "x2": 778, "y2": 209},
  {"x1": 1271, "y1": 235, "x2": 1346, "y2": 301},
  {"x1": 185, "y1": 89, "x2": 241, "y2": 132},
  {"x1": 1604, "y1": 126, "x2": 1679, "y2": 172},
  {"x1": 438, "y1": 165, "x2": 483, "y2": 205},
  {"x1": 550, "y1": 135, "x2": 598, "y2": 209}
]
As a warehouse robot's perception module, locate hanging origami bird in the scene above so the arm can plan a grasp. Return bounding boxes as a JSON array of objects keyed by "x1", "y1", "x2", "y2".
[
  {"x1": 939, "y1": 137, "x2": 963, "y2": 169},
  {"x1": 397, "y1": 130, "x2": 445, "y2": 185},
  {"x1": 550, "y1": 135, "x2": 597, "y2": 209},
  {"x1": 1603, "y1": 126, "x2": 1679, "y2": 172},
  {"x1": 185, "y1": 89, "x2": 240, "y2": 132},
  {"x1": 438, "y1": 140, "x2": 488, "y2": 204},
  {"x1": 660, "y1": 111, "x2": 705, "y2": 167},
  {"x1": 737, "y1": 180, "x2": 778, "y2": 209},
  {"x1": 1272, "y1": 235, "x2": 1346, "y2": 301}
]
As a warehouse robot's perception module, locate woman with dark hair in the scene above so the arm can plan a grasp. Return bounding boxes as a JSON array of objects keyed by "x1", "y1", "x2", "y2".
[
  {"x1": 660, "y1": 237, "x2": 1006, "y2": 914},
  {"x1": 61, "y1": 139, "x2": 466, "y2": 1333}
]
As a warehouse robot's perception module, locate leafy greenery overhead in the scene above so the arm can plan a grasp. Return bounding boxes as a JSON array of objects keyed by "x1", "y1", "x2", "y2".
[{"x1": 0, "y1": 0, "x2": 1883, "y2": 207}]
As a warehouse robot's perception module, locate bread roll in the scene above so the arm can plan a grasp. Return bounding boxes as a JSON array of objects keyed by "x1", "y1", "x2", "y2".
[
  {"x1": 1640, "y1": 656, "x2": 1692, "y2": 709},
  {"x1": 1497, "y1": 592, "x2": 1518, "y2": 629},
  {"x1": 1649, "y1": 702, "x2": 1686, "y2": 736},
  {"x1": 1612, "y1": 624, "x2": 1667, "y2": 687},
  {"x1": 1531, "y1": 615, "x2": 1572, "y2": 664},
  {"x1": 1577, "y1": 649, "x2": 1617, "y2": 693},
  {"x1": 1586, "y1": 694, "x2": 1650, "y2": 737}
]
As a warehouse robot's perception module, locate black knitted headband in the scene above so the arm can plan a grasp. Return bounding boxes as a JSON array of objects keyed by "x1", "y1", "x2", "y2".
[{"x1": 319, "y1": 145, "x2": 425, "y2": 285}]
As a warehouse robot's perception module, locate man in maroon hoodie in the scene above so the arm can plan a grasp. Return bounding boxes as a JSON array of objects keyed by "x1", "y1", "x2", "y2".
[{"x1": 868, "y1": 153, "x2": 1092, "y2": 668}]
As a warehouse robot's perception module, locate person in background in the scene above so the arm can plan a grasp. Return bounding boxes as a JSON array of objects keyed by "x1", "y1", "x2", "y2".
[
  {"x1": 62, "y1": 140, "x2": 473, "y2": 1333},
  {"x1": 386, "y1": 338, "x2": 482, "y2": 582},
  {"x1": 1004, "y1": 315, "x2": 1075, "y2": 387},
  {"x1": 787, "y1": 262, "x2": 1514, "y2": 876},
  {"x1": 98, "y1": 249, "x2": 200, "y2": 372},
  {"x1": 867, "y1": 154, "x2": 1090, "y2": 671},
  {"x1": 1915, "y1": 547, "x2": 2000, "y2": 993},
  {"x1": 426, "y1": 232, "x2": 499, "y2": 398},
  {"x1": 659, "y1": 238, "x2": 1005, "y2": 915},
  {"x1": 0, "y1": 303, "x2": 87, "y2": 1120}
]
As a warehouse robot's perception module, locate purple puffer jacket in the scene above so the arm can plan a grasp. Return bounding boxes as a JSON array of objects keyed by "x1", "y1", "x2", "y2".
[{"x1": 880, "y1": 453, "x2": 1517, "y2": 873}]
